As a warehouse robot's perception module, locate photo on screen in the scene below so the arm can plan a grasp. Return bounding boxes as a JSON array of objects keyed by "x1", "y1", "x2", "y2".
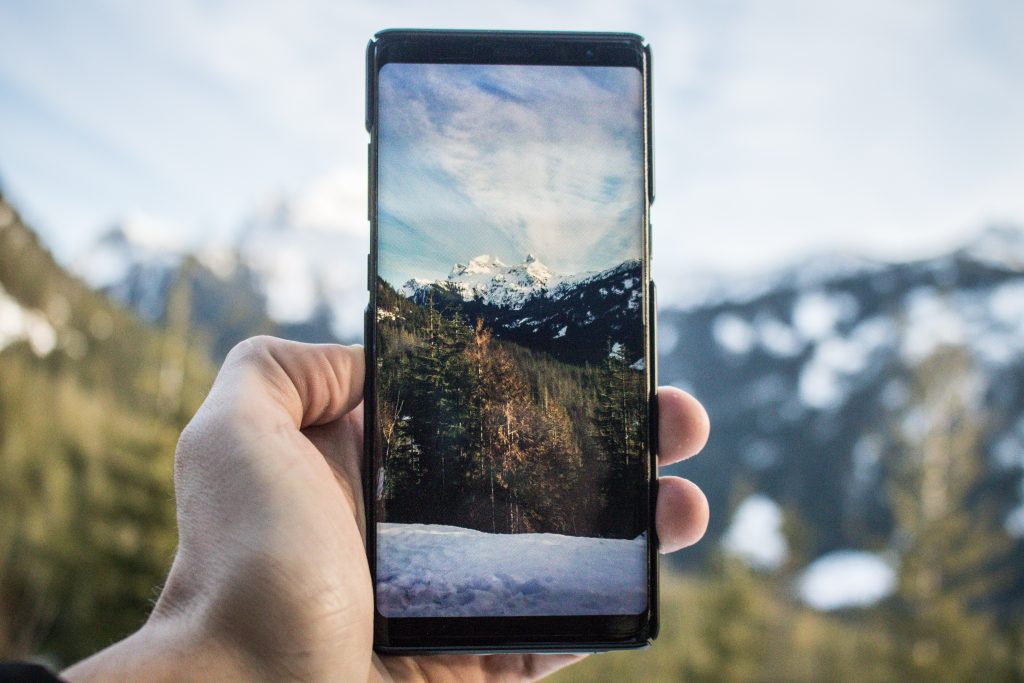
[{"x1": 374, "y1": 62, "x2": 648, "y2": 617}]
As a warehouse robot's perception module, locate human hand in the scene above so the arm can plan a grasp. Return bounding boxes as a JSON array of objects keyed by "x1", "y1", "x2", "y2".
[{"x1": 64, "y1": 337, "x2": 710, "y2": 682}]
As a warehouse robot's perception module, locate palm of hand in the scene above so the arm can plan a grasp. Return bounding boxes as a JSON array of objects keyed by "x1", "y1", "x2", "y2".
[{"x1": 156, "y1": 339, "x2": 708, "y2": 682}]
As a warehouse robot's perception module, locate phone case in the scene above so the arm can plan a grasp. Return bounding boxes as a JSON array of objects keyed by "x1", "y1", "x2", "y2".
[{"x1": 364, "y1": 29, "x2": 658, "y2": 654}]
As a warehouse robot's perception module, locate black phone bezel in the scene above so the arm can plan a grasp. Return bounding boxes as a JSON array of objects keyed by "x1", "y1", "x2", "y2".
[{"x1": 364, "y1": 28, "x2": 658, "y2": 655}]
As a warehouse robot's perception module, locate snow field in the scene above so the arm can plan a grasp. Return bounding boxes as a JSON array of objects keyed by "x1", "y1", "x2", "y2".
[{"x1": 377, "y1": 522, "x2": 647, "y2": 617}]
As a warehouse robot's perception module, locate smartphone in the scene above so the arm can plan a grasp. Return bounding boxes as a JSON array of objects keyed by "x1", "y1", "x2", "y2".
[{"x1": 364, "y1": 29, "x2": 657, "y2": 653}]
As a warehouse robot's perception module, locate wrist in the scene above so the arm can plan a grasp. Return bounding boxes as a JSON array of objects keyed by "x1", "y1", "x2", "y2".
[{"x1": 62, "y1": 606, "x2": 257, "y2": 682}]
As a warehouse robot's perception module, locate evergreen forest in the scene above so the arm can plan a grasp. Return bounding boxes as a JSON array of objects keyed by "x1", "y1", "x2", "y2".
[{"x1": 374, "y1": 277, "x2": 649, "y2": 539}]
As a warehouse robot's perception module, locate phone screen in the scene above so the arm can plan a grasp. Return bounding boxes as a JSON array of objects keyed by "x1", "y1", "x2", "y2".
[{"x1": 372, "y1": 56, "x2": 650, "y2": 621}]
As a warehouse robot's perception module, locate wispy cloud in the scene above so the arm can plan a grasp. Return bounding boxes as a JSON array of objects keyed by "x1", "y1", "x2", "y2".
[
  {"x1": 0, "y1": 0, "x2": 1021, "y2": 295},
  {"x1": 378, "y1": 64, "x2": 644, "y2": 282}
]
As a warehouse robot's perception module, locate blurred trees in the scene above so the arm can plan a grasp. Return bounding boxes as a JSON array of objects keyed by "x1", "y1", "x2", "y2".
[
  {"x1": 883, "y1": 348, "x2": 1016, "y2": 680},
  {"x1": 554, "y1": 346, "x2": 1024, "y2": 682},
  {"x1": 3, "y1": 190, "x2": 1024, "y2": 677},
  {"x1": 0, "y1": 198, "x2": 214, "y2": 662}
]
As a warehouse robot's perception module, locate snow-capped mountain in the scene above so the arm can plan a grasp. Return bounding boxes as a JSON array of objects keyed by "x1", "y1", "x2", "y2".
[
  {"x1": 401, "y1": 253, "x2": 645, "y2": 313},
  {"x1": 403, "y1": 253, "x2": 555, "y2": 308},
  {"x1": 46, "y1": 192, "x2": 1024, "y2": 610},
  {"x1": 402, "y1": 253, "x2": 615, "y2": 310},
  {"x1": 662, "y1": 224, "x2": 1024, "y2": 593},
  {"x1": 396, "y1": 255, "x2": 645, "y2": 366},
  {"x1": 73, "y1": 172, "x2": 368, "y2": 356},
  {"x1": 73, "y1": 215, "x2": 189, "y2": 322}
]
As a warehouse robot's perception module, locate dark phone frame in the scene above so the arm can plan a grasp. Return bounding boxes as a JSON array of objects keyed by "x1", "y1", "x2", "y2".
[{"x1": 364, "y1": 28, "x2": 659, "y2": 654}]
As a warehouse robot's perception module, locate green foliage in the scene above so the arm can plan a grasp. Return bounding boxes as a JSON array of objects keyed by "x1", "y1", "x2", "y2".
[
  {"x1": 4, "y1": 196, "x2": 1024, "y2": 679},
  {"x1": 0, "y1": 198, "x2": 215, "y2": 662},
  {"x1": 882, "y1": 347, "x2": 1017, "y2": 681},
  {"x1": 550, "y1": 563, "x2": 898, "y2": 683},
  {"x1": 593, "y1": 340, "x2": 647, "y2": 538},
  {"x1": 374, "y1": 278, "x2": 647, "y2": 538}
]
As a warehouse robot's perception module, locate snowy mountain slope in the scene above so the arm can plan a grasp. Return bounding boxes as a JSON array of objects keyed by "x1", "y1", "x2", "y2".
[
  {"x1": 63, "y1": 199, "x2": 1024, "y2": 609},
  {"x1": 376, "y1": 522, "x2": 646, "y2": 617},
  {"x1": 74, "y1": 216, "x2": 189, "y2": 322},
  {"x1": 398, "y1": 256, "x2": 644, "y2": 366},
  {"x1": 73, "y1": 178, "x2": 368, "y2": 354},
  {"x1": 400, "y1": 253, "x2": 632, "y2": 311},
  {"x1": 663, "y1": 228, "x2": 1024, "y2": 592},
  {"x1": 402, "y1": 253, "x2": 559, "y2": 308}
]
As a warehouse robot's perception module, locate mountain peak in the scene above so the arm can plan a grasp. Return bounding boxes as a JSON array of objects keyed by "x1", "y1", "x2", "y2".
[
  {"x1": 403, "y1": 256, "x2": 637, "y2": 312},
  {"x1": 961, "y1": 223, "x2": 1024, "y2": 271},
  {"x1": 456, "y1": 254, "x2": 506, "y2": 276}
]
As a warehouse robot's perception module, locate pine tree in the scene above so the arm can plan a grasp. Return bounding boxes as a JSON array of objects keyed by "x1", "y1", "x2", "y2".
[
  {"x1": 883, "y1": 347, "x2": 1015, "y2": 680},
  {"x1": 592, "y1": 340, "x2": 647, "y2": 537}
]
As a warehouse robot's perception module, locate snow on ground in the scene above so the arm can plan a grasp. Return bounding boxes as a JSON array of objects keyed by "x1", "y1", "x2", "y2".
[
  {"x1": 797, "y1": 550, "x2": 896, "y2": 611},
  {"x1": 721, "y1": 493, "x2": 788, "y2": 571},
  {"x1": 712, "y1": 312, "x2": 755, "y2": 355},
  {"x1": 376, "y1": 523, "x2": 646, "y2": 617},
  {"x1": 0, "y1": 283, "x2": 57, "y2": 356}
]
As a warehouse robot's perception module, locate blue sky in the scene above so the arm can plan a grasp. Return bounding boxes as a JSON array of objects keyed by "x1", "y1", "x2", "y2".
[
  {"x1": 0, "y1": 0, "x2": 1022, "y2": 301},
  {"x1": 377, "y1": 64, "x2": 644, "y2": 284}
]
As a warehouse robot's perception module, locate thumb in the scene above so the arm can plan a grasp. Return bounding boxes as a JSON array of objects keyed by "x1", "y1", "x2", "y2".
[{"x1": 213, "y1": 336, "x2": 365, "y2": 429}]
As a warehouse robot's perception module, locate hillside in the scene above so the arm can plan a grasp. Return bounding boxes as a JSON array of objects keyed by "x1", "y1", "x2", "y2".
[
  {"x1": 0, "y1": 194, "x2": 215, "y2": 661},
  {"x1": 15, "y1": 196, "x2": 1024, "y2": 670},
  {"x1": 662, "y1": 228, "x2": 1024, "y2": 606}
]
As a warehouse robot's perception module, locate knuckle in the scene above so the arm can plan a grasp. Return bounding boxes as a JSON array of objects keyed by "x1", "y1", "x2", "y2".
[
  {"x1": 227, "y1": 335, "x2": 276, "y2": 365},
  {"x1": 226, "y1": 335, "x2": 291, "y2": 383}
]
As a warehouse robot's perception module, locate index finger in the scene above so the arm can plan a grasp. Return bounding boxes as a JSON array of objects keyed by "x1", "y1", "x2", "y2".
[
  {"x1": 657, "y1": 386, "x2": 710, "y2": 467},
  {"x1": 213, "y1": 336, "x2": 365, "y2": 430}
]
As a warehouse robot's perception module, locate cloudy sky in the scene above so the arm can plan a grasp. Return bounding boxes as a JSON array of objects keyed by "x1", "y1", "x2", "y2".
[
  {"x1": 0, "y1": 0, "x2": 1021, "y2": 301},
  {"x1": 377, "y1": 63, "x2": 644, "y2": 284}
]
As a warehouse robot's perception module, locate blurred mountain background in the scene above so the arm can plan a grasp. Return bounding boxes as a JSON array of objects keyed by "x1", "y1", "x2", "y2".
[
  {"x1": 2, "y1": 0, "x2": 1023, "y2": 679},
  {"x1": 4, "y1": 185, "x2": 1024, "y2": 676}
]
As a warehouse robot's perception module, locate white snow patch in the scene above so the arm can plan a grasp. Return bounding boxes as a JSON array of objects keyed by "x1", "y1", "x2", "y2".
[
  {"x1": 554, "y1": 325, "x2": 567, "y2": 338},
  {"x1": 798, "y1": 550, "x2": 896, "y2": 611},
  {"x1": 712, "y1": 313, "x2": 755, "y2": 355},
  {"x1": 754, "y1": 313, "x2": 803, "y2": 357},
  {"x1": 629, "y1": 358, "x2": 645, "y2": 371},
  {"x1": 792, "y1": 290, "x2": 857, "y2": 341},
  {"x1": 376, "y1": 523, "x2": 646, "y2": 617},
  {"x1": 0, "y1": 283, "x2": 58, "y2": 356},
  {"x1": 989, "y1": 280, "x2": 1024, "y2": 329},
  {"x1": 798, "y1": 316, "x2": 895, "y2": 410},
  {"x1": 721, "y1": 494, "x2": 788, "y2": 571},
  {"x1": 900, "y1": 286, "x2": 966, "y2": 363}
]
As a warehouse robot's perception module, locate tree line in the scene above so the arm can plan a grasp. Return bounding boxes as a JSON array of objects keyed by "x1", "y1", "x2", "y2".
[{"x1": 374, "y1": 279, "x2": 648, "y2": 539}]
